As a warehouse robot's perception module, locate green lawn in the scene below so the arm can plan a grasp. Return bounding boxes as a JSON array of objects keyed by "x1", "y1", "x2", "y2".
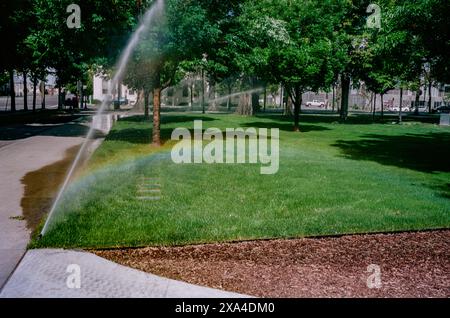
[{"x1": 32, "y1": 113, "x2": 450, "y2": 248}]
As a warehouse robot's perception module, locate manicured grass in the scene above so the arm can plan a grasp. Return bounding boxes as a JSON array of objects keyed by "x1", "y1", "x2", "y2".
[{"x1": 31, "y1": 113, "x2": 450, "y2": 248}]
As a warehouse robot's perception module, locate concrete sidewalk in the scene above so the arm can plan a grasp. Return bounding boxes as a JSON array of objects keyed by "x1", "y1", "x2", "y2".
[
  {"x1": 0, "y1": 112, "x2": 119, "y2": 289},
  {"x1": 0, "y1": 249, "x2": 246, "y2": 298},
  {"x1": 0, "y1": 135, "x2": 84, "y2": 288}
]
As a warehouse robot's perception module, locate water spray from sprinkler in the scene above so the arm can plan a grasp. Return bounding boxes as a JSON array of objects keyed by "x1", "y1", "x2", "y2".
[
  {"x1": 207, "y1": 88, "x2": 265, "y2": 105},
  {"x1": 40, "y1": 0, "x2": 165, "y2": 236}
]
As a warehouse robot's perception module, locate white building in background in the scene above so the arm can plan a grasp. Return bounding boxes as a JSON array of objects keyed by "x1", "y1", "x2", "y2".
[{"x1": 93, "y1": 75, "x2": 138, "y2": 105}]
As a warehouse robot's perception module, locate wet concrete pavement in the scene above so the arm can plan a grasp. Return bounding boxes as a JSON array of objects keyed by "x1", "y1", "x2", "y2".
[
  {"x1": 0, "y1": 112, "x2": 125, "y2": 290},
  {"x1": 0, "y1": 134, "x2": 84, "y2": 289}
]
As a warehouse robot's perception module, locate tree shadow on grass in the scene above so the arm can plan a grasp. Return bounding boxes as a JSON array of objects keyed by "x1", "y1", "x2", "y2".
[
  {"x1": 255, "y1": 113, "x2": 369, "y2": 125},
  {"x1": 333, "y1": 132, "x2": 450, "y2": 173},
  {"x1": 106, "y1": 126, "x2": 276, "y2": 145},
  {"x1": 120, "y1": 115, "x2": 216, "y2": 125},
  {"x1": 105, "y1": 127, "x2": 152, "y2": 144},
  {"x1": 254, "y1": 113, "x2": 335, "y2": 124},
  {"x1": 242, "y1": 121, "x2": 331, "y2": 132},
  {"x1": 438, "y1": 183, "x2": 450, "y2": 199},
  {"x1": 255, "y1": 112, "x2": 440, "y2": 125},
  {"x1": 430, "y1": 183, "x2": 450, "y2": 199},
  {"x1": 107, "y1": 115, "x2": 217, "y2": 144},
  {"x1": 0, "y1": 123, "x2": 97, "y2": 140}
]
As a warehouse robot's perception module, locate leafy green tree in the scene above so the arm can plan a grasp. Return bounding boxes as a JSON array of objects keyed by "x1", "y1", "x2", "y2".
[
  {"x1": 30, "y1": 0, "x2": 138, "y2": 108},
  {"x1": 126, "y1": 0, "x2": 220, "y2": 145},
  {"x1": 0, "y1": 0, "x2": 33, "y2": 112},
  {"x1": 123, "y1": 44, "x2": 160, "y2": 119},
  {"x1": 354, "y1": 0, "x2": 449, "y2": 119},
  {"x1": 330, "y1": 0, "x2": 374, "y2": 120},
  {"x1": 380, "y1": 0, "x2": 450, "y2": 114},
  {"x1": 231, "y1": 0, "x2": 347, "y2": 130}
]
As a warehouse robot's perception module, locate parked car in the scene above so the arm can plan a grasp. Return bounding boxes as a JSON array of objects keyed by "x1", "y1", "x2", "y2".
[
  {"x1": 417, "y1": 105, "x2": 428, "y2": 112},
  {"x1": 436, "y1": 105, "x2": 450, "y2": 113},
  {"x1": 64, "y1": 94, "x2": 79, "y2": 108},
  {"x1": 305, "y1": 100, "x2": 325, "y2": 107},
  {"x1": 113, "y1": 98, "x2": 129, "y2": 106},
  {"x1": 391, "y1": 106, "x2": 410, "y2": 112}
]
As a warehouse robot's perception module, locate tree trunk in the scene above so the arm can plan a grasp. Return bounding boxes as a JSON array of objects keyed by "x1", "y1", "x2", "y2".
[
  {"x1": 293, "y1": 90, "x2": 302, "y2": 132},
  {"x1": 428, "y1": 80, "x2": 432, "y2": 113},
  {"x1": 250, "y1": 77, "x2": 260, "y2": 114},
  {"x1": 57, "y1": 78, "x2": 63, "y2": 110},
  {"x1": 115, "y1": 81, "x2": 121, "y2": 110},
  {"x1": 41, "y1": 81, "x2": 46, "y2": 109},
  {"x1": 236, "y1": 93, "x2": 252, "y2": 115},
  {"x1": 251, "y1": 92, "x2": 260, "y2": 113},
  {"x1": 340, "y1": 74, "x2": 350, "y2": 120},
  {"x1": 263, "y1": 85, "x2": 267, "y2": 112},
  {"x1": 201, "y1": 70, "x2": 205, "y2": 114},
  {"x1": 423, "y1": 81, "x2": 427, "y2": 110},
  {"x1": 399, "y1": 87, "x2": 403, "y2": 123},
  {"x1": 208, "y1": 83, "x2": 217, "y2": 111},
  {"x1": 152, "y1": 87, "x2": 162, "y2": 146},
  {"x1": 372, "y1": 93, "x2": 376, "y2": 121},
  {"x1": 279, "y1": 85, "x2": 283, "y2": 109},
  {"x1": 23, "y1": 72, "x2": 28, "y2": 111},
  {"x1": 32, "y1": 76, "x2": 37, "y2": 112},
  {"x1": 190, "y1": 83, "x2": 194, "y2": 110},
  {"x1": 9, "y1": 69, "x2": 16, "y2": 112},
  {"x1": 133, "y1": 89, "x2": 145, "y2": 112},
  {"x1": 332, "y1": 84, "x2": 335, "y2": 112},
  {"x1": 227, "y1": 83, "x2": 232, "y2": 111},
  {"x1": 380, "y1": 94, "x2": 384, "y2": 119},
  {"x1": 79, "y1": 81, "x2": 83, "y2": 110},
  {"x1": 414, "y1": 75, "x2": 421, "y2": 115},
  {"x1": 144, "y1": 90, "x2": 149, "y2": 119},
  {"x1": 414, "y1": 88, "x2": 420, "y2": 115},
  {"x1": 285, "y1": 96, "x2": 293, "y2": 116}
]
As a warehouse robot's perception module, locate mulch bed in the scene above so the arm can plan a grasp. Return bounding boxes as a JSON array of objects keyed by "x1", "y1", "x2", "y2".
[{"x1": 94, "y1": 230, "x2": 450, "y2": 298}]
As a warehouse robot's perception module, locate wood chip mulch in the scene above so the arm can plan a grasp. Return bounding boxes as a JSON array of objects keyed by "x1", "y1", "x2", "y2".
[{"x1": 94, "y1": 230, "x2": 450, "y2": 298}]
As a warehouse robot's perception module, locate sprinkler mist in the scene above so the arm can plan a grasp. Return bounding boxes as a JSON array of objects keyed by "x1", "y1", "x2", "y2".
[
  {"x1": 40, "y1": 0, "x2": 164, "y2": 236},
  {"x1": 207, "y1": 88, "x2": 264, "y2": 105}
]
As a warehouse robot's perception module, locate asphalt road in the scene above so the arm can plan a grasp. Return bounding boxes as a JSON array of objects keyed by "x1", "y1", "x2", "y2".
[{"x1": 0, "y1": 95, "x2": 59, "y2": 112}]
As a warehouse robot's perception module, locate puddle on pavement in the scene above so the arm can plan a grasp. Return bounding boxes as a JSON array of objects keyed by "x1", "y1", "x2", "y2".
[
  {"x1": 20, "y1": 114, "x2": 121, "y2": 233},
  {"x1": 20, "y1": 145, "x2": 82, "y2": 233}
]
